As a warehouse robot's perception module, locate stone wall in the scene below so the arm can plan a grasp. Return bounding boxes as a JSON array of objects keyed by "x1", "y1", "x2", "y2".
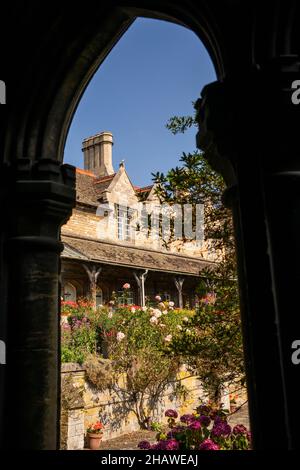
[
  {"x1": 60, "y1": 363, "x2": 205, "y2": 450},
  {"x1": 62, "y1": 208, "x2": 100, "y2": 240},
  {"x1": 61, "y1": 177, "x2": 219, "y2": 261}
]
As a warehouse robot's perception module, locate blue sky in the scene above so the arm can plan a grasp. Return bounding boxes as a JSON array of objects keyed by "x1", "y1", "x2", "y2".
[{"x1": 64, "y1": 18, "x2": 216, "y2": 187}]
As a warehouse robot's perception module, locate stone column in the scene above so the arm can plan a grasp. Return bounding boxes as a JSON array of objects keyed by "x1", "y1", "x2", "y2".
[
  {"x1": 3, "y1": 158, "x2": 75, "y2": 449},
  {"x1": 195, "y1": 56, "x2": 300, "y2": 449},
  {"x1": 83, "y1": 264, "x2": 102, "y2": 310},
  {"x1": 174, "y1": 277, "x2": 184, "y2": 309}
]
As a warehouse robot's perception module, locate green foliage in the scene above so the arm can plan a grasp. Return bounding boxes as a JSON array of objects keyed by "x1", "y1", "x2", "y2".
[
  {"x1": 96, "y1": 304, "x2": 189, "y2": 427},
  {"x1": 150, "y1": 421, "x2": 163, "y2": 433},
  {"x1": 61, "y1": 299, "x2": 194, "y2": 428},
  {"x1": 168, "y1": 281, "x2": 243, "y2": 401},
  {"x1": 61, "y1": 313, "x2": 98, "y2": 364},
  {"x1": 155, "y1": 112, "x2": 244, "y2": 401},
  {"x1": 166, "y1": 115, "x2": 196, "y2": 134}
]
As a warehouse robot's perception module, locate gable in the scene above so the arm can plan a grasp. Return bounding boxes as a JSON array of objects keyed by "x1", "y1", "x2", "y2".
[{"x1": 106, "y1": 166, "x2": 139, "y2": 207}]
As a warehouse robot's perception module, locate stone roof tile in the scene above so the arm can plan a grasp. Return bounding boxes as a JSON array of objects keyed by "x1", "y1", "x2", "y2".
[{"x1": 61, "y1": 234, "x2": 214, "y2": 276}]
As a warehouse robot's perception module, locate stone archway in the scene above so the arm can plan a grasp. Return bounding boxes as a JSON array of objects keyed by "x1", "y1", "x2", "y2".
[
  {"x1": 0, "y1": 5, "x2": 224, "y2": 450},
  {"x1": 1, "y1": 1, "x2": 300, "y2": 450}
]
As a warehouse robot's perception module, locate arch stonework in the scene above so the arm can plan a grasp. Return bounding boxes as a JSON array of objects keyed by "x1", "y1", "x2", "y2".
[{"x1": 0, "y1": 1, "x2": 300, "y2": 449}]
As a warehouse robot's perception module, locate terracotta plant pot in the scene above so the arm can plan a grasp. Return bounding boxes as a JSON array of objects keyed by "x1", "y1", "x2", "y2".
[{"x1": 88, "y1": 432, "x2": 103, "y2": 450}]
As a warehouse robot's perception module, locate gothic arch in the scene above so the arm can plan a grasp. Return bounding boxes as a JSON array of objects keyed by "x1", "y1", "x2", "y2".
[
  {"x1": 3, "y1": 4, "x2": 225, "y2": 169},
  {"x1": 1, "y1": 0, "x2": 300, "y2": 450}
]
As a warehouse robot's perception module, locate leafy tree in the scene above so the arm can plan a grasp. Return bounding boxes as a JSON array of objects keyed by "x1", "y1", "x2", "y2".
[{"x1": 153, "y1": 114, "x2": 245, "y2": 404}]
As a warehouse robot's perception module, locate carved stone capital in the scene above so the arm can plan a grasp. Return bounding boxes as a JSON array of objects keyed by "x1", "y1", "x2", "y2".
[
  {"x1": 195, "y1": 56, "x2": 300, "y2": 183},
  {"x1": 3, "y1": 159, "x2": 76, "y2": 241}
]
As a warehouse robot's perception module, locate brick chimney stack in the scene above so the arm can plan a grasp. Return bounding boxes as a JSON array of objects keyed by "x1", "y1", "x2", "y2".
[{"x1": 82, "y1": 131, "x2": 114, "y2": 177}]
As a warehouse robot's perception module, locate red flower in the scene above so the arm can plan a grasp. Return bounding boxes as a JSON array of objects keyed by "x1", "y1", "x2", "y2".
[{"x1": 87, "y1": 420, "x2": 104, "y2": 434}]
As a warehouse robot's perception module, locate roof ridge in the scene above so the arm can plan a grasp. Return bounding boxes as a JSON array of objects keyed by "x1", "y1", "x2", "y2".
[
  {"x1": 94, "y1": 174, "x2": 116, "y2": 184},
  {"x1": 76, "y1": 168, "x2": 96, "y2": 177}
]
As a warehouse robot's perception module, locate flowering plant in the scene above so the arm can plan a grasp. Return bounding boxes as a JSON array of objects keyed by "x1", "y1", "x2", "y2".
[
  {"x1": 138, "y1": 403, "x2": 251, "y2": 450},
  {"x1": 87, "y1": 420, "x2": 104, "y2": 434}
]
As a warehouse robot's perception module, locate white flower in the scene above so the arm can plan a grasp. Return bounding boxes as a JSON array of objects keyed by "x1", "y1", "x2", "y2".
[
  {"x1": 131, "y1": 307, "x2": 136, "y2": 313},
  {"x1": 153, "y1": 309, "x2": 162, "y2": 318},
  {"x1": 155, "y1": 295, "x2": 162, "y2": 301},
  {"x1": 158, "y1": 302, "x2": 165, "y2": 308},
  {"x1": 150, "y1": 316, "x2": 158, "y2": 324},
  {"x1": 117, "y1": 332, "x2": 125, "y2": 342},
  {"x1": 169, "y1": 301, "x2": 175, "y2": 307},
  {"x1": 176, "y1": 325, "x2": 182, "y2": 331},
  {"x1": 142, "y1": 306, "x2": 147, "y2": 312},
  {"x1": 162, "y1": 310, "x2": 168, "y2": 315},
  {"x1": 108, "y1": 312, "x2": 113, "y2": 319},
  {"x1": 169, "y1": 307, "x2": 174, "y2": 311},
  {"x1": 159, "y1": 323, "x2": 166, "y2": 328},
  {"x1": 164, "y1": 334, "x2": 172, "y2": 342},
  {"x1": 183, "y1": 317, "x2": 189, "y2": 323}
]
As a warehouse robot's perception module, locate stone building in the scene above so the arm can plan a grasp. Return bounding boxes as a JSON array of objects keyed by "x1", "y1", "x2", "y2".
[
  {"x1": 61, "y1": 131, "x2": 215, "y2": 308},
  {"x1": 2, "y1": 2, "x2": 299, "y2": 450}
]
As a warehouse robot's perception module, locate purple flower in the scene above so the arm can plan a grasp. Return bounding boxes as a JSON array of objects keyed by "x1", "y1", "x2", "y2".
[
  {"x1": 167, "y1": 426, "x2": 185, "y2": 438},
  {"x1": 213, "y1": 415, "x2": 226, "y2": 425},
  {"x1": 199, "y1": 415, "x2": 211, "y2": 427},
  {"x1": 189, "y1": 420, "x2": 201, "y2": 430},
  {"x1": 138, "y1": 440, "x2": 151, "y2": 450},
  {"x1": 152, "y1": 439, "x2": 179, "y2": 450},
  {"x1": 151, "y1": 441, "x2": 164, "y2": 450},
  {"x1": 180, "y1": 414, "x2": 195, "y2": 424},
  {"x1": 233, "y1": 424, "x2": 248, "y2": 435},
  {"x1": 211, "y1": 421, "x2": 232, "y2": 438},
  {"x1": 199, "y1": 439, "x2": 220, "y2": 450},
  {"x1": 165, "y1": 409, "x2": 178, "y2": 418},
  {"x1": 161, "y1": 439, "x2": 180, "y2": 450}
]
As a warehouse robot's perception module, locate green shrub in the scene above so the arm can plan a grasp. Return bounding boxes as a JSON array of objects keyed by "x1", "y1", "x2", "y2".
[{"x1": 60, "y1": 297, "x2": 195, "y2": 427}]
